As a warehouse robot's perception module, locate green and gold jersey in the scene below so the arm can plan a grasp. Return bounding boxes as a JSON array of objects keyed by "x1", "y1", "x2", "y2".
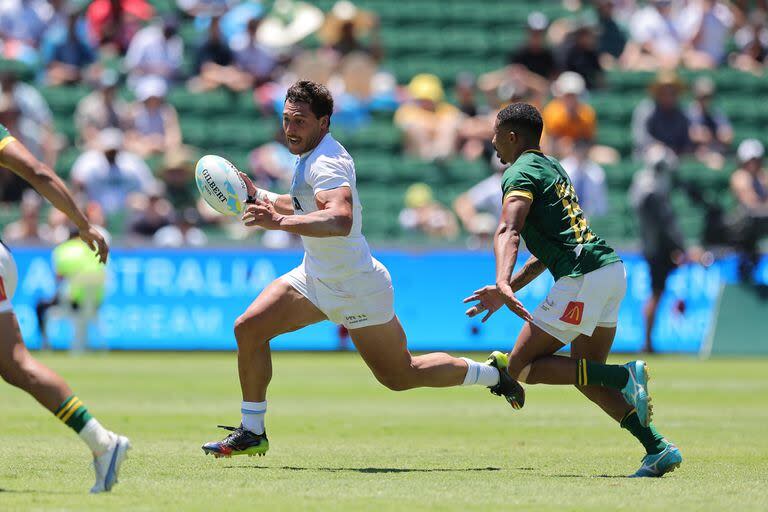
[
  {"x1": 501, "y1": 150, "x2": 620, "y2": 281},
  {"x1": 0, "y1": 123, "x2": 15, "y2": 154}
]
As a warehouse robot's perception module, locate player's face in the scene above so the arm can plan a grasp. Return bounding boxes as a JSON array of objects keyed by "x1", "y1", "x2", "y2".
[
  {"x1": 282, "y1": 100, "x2": 329, "y2": 155},
  {"x1": 492, "y1": 117, "x2": 516, "y2": 165}
]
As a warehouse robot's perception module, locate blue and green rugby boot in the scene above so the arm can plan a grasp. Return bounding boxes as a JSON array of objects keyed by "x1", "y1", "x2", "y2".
[
  {"x1": 621, "y1": 360, "x2": 652, "y2": 427},
  {"x1": 630, "y1": 440, "x2": 682, "y2": 477}
]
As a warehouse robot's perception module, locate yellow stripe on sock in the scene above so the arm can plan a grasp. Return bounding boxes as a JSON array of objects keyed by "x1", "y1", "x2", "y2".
[
  {"x1": 56, "y1": 396, "x2": 78, "y2": 419},
  {"x1": 60, "y1": 400, "x2": 83, "y2": 423}
]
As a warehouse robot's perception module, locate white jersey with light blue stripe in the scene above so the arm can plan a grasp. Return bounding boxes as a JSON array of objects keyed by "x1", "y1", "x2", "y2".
[{"x1": 289, "y1": 133, "x2": 373, "y2": 280}]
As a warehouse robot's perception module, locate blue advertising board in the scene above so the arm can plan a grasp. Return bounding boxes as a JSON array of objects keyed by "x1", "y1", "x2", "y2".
[{"x1": 6, "y1": 247, "x2": 762, "y2": 352}]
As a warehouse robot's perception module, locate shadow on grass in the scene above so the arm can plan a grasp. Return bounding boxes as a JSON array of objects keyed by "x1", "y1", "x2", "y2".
[
  {"x1": 224, "y1": 465, "x2": 505, "y2": 474},
  {"x1": 0, "y1": 488, "x2": 82, "y2": 495},
  {"x1": 549, "y1": 474, "x2": 628, "y2": 479}
]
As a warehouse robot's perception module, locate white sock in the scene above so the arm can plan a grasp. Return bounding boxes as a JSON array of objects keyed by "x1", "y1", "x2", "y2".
[
  {"x1": 460, "y1": 358, "x2": 500, "y2": 387},
  {"x1": 79, "y1": 419, "x2": 114, "y2": 455},
  {"x1": 241, "y1": 400, "x2": 267, "y2": 434}
]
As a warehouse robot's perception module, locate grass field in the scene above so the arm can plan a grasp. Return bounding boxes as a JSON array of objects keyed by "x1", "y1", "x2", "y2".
[{"x1": 1, "y1": 353, "x2": 767, "y2": 511}]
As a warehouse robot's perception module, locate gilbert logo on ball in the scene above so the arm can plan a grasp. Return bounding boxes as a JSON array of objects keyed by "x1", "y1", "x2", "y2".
[{"x1": 195, "y1": 155, "x2": 247, "y2": 216}]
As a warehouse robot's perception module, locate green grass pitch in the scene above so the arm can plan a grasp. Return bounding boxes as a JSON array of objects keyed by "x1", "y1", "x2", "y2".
[{"x1": 1, "y1": 353, "x2": 767, "y2": 511}]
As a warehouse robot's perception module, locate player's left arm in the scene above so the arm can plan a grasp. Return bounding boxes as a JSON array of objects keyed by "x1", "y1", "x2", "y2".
[{"x1": 242, "y1": 186, "x2": 353, "y2": 237}]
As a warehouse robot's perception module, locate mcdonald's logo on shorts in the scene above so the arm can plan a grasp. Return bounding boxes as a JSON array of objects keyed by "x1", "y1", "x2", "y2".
[{"x1": 559, "y1": 301, "x2": 584, "y2": 325}]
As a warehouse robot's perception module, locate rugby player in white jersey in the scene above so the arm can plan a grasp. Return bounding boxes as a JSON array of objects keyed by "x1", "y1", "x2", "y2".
[{"x1": 202, "y1": 81, "x2": 525, "y2": 458}]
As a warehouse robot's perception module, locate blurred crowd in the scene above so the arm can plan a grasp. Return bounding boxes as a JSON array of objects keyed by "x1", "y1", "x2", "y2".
[{"x1": 0, "y1": 0, "x2": 766, "y2": 252}]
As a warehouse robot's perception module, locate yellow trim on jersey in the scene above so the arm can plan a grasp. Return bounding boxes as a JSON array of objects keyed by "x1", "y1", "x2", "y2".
[
  {"x1": 0, "y1": 135, "x2": 16, "y2": 153},
  {"x1": 504, "y1": 189, "x2": 534, "y2": 202}
]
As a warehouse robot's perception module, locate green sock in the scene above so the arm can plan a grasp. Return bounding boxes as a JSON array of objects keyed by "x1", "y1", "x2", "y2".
[
  {"x1": 621, "y1": 409, "x2": 666, "y2": 455},
  {"x1": 54, "y1": 395, "x2": 93, "y2": 433},
  {"x1": 577, "y1": 359, "x2": 629, "y2": 389}
]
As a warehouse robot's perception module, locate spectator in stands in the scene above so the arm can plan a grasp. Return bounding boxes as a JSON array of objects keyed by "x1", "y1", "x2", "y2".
[
  {"x1": 632, "y1": 70, "x2": 691, "y2": 158},
  {"x1": 74, "y1": 70, "x2": 128, "y2": 149},
  {"x1": 562, "y1": 18, "x2": 604, "y2": 90},
  {"x1": 507, "y1": 12, "x2": 558, "y2": 80},
  {"x1": 70, "y1": 128, "x2": 155, "y2": 215},
  {"x1": 399, "y1": 183, "x2": 458, "y2": 240},
  {"x1": 125, "y1": 76, "x2": 182, "y2": 158},
  {"x1": 231, "y1": 17, "x2": 277, "y2": 87},
  {"x1": 688, "y1": 76, "x2": 732, "y2": 170},
  {"x1": 624, "y1": 0, "x2": 685, "y2": 70},
  {"x1": 321, "y1": 1, "x2": 383, "y2": 62},
  {"x1": 561, "y1": 138, "x2": 609, "y2": 218},
  {"x1": 730, "y1": 140, "x2": 768, "y2": 274},
  {"x1": 189, "y1": 15, "x2": 253, "y2": 92},
  {"x1": 594, "y1": 0, "x2": 629, "y2": 67},
  {"x1": 732, "y1": 139, "x2": 768, "y2": 211},
  {"x1": 394, "y1": 74, "x2": 462, "y2": 161},
  {"x1": 124, "y1": 14, "x2": 184, "y2": 89},
  {"x1": 0, "y1": 0, "x2": 52, "y2": 49},
  {"x1": 2, "y1": 190, "x2": 47, "y2": 244},
  {"x1": 160, "y1": 147, "x2": 198, "y2": 210},
  {"x1": 453, "y1": 156, "x2": 505, "y2": 248},
  {"x1": 154, "y1": 207, "x2": 209, "y2": 247},
  {"x1": 730, "y1": 10, "x2": 767, "y2": 74},
  {"x1": 477, "y1": 64, "x2": 550, "y2": 112},
  {"x1": 86, "y1": 0, "x2": 153, "y2": 52},
  {"x1": 629, "y1": 144, "x2": 690, "y2": 353},
  {"x1": 44, "y1": 5, "x2": 97, "y2": 86},
  {"x1": 129, "y1": 183, "x2": 174, "y2": 239},
  {"x1": 678, "y1": 0, "x2": 735, "y2": 69},
  {"x1": 0, "y1": 67, "x2": 59, "y2": 167},
  {"x1": 542, "y1": 72, "x2": 619, "y2": 164},
  {"x1": 176, "y1": 0, "x2": 234, "y2": 17}
]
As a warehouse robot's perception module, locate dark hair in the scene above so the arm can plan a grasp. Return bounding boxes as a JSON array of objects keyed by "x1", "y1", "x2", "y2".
[
  {"x1": 285, "y1": 80, "x2": 334, "y2": 121},
  {"x1": 497, "y1": 103, "x2": 543, "y2": 145}
]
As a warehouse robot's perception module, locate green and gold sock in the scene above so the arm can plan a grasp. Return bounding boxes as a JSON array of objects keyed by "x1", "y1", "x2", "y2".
[
  {"x1": 621, "y1": 409, "x2": 666, "y2": 455},
  {"x1": 577, "y1": 359, "x2": 629, "y2": 389},
  {"x1": 54, "y1": 395, "x2": 93, "y2": 434}
]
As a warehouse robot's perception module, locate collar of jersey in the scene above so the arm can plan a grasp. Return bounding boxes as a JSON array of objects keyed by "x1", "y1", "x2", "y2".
[
  {"x1": 299, "y1": 133, "x2": 333, "y2": 161},
  {"x1": 522, "y1": 148, "x2": 544, "y2": 156}
]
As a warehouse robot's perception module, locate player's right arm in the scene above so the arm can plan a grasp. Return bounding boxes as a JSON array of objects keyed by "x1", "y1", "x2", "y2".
[{"x1": 0, "y1": 138, "x2": 108, "y2": 262}]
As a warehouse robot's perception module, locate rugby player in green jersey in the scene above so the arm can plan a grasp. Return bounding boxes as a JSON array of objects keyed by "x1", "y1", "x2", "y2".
[
  {"x1": 0, "y1": 123, "x2": 129, "y2": 492},
  {"x1": 463, "y1": 103, "x2": 682, "y2": 477}
]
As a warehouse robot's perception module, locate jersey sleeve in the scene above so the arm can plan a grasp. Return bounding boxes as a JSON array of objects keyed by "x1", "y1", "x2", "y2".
[
  {"x1": 306, "y1": 155, "x2": 351, "y2": 195},
  {"x1": 501, "y1": 167, "x2": 539, "y2": 203},
  {"x1": 0, "y1": 123, "x2": 16, "y2": 153}
]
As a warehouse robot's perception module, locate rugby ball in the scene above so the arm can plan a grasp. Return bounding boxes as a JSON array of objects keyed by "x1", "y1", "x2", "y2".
[{"x1": 195, "y1": 155, "x2": 247, "y2": 216}]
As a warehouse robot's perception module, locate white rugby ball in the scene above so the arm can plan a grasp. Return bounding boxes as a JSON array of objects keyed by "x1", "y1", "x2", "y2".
[{"x1": 195, "y1": 155, "x2": 247, "y2": 216}]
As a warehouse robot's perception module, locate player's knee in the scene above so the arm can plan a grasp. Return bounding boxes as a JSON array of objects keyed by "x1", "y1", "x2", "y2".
[
  {"x1": 233, "y1": 314, "x2": 266, "y2": 347},
  {"x1": 0, "y1": 355, "x2": 33, "y2": 390}
]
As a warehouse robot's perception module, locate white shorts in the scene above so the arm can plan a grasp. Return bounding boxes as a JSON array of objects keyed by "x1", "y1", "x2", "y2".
[
  {"x1": 532, "y1": 261, "x2": 626, "y2": 345},
  {"x1": 280, "y1": 257, "x2": 395, "y2": 329},
  {"x1": 0, "y1": 242, "x2": 18, "y2": 314}
]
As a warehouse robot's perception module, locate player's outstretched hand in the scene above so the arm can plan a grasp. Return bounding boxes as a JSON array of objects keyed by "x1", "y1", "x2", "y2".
[
  {"x1": 242, "y1": 199, "x2": 283, "y2": 230},
  {"x1": 463, "y1": 285, "x2": 505, "y2": 323},
  {"x1": 79, "y1": 225, "x2": 109, "y2": 264},
  {"x1": 497, "y1": 283, "x2": 533, "y2": 323}
]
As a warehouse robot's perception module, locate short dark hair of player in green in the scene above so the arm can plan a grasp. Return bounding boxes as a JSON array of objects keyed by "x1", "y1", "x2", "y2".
[
  {"x1": 285, "y1": 80, "x2": 334, "y2": 122},
  {"x1": 496, "y1": 103, "x2": 544, "y2": 147}
]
